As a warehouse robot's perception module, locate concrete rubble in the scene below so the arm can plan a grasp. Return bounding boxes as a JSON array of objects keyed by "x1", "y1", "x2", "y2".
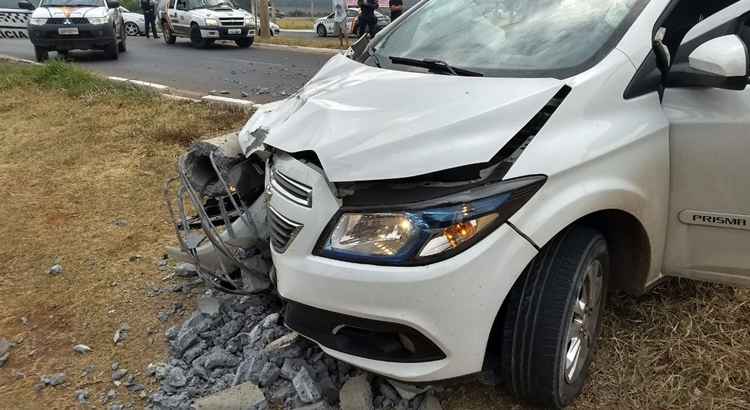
[{"x1": 148, "y1": 292, "x2": 444, "y2": 410}]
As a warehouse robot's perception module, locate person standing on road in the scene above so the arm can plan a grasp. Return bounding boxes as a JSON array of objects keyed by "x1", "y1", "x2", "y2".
[
  {"x1": 389, "y1": 0, "x2": 403, "y2": 21},
  {"x1": 357, "y1": 0, "x2": 377, "y2": 38},
  {"x1": 332, "y1": 0, "x2": 349, "y2": 49},
  {"x1": 141, "y1": 0, "x2": 159, "y2": 39}
]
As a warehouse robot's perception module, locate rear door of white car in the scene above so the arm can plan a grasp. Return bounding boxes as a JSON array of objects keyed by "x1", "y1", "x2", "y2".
[{"x1": 662, "y1": 0, "x2": 750, "y2": 284}]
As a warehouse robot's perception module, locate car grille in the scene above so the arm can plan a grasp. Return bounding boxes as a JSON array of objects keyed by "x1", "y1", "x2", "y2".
[
  {"x1": 270, "y1": 169, "x2": 312, "y2": 208},
  {"x1": 219, "y1": 17, "x2": 244, "y2": 26},
  {"x1": 46, "y1": 18, "x2": 88, "y2": 24},
  {"x1": 269, "y1": 206, "x2": 302, "y2": 253}
]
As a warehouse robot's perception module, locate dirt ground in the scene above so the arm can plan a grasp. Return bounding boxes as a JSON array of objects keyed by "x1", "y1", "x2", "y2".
[{"x1": 1, "y1": 61, "x2": 750, "y2": 409}]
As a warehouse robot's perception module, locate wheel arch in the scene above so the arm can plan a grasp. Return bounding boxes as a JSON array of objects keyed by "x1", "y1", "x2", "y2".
[{"x1": 483, "y1": 207, "x2": 652, "y2": 372}]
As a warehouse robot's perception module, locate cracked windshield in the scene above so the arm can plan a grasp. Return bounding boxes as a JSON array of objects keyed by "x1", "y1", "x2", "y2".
[{"x1": 374, "y1": 0, "x2": 642, "y2": 75}]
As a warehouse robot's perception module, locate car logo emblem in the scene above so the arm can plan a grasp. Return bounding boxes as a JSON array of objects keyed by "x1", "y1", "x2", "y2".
[{"x1": 64, "y1": 18, "x2": 71, "y2": 24}]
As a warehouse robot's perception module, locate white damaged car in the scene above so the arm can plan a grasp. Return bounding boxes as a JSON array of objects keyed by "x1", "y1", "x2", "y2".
[{"x1": 166, "y1": 0, "x2": 750, "y2": 407}]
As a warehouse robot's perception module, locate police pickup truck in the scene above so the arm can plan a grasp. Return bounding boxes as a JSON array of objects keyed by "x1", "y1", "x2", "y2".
[
  {"x1": 19, "y1": 0, "x2": 126, "y2": 61},
  {"x1": 158, "y1": 0, "x2": 254, "y2": 48},
  {"x1": 0, "y1": 0, "x2": 32, "y2": 39}
]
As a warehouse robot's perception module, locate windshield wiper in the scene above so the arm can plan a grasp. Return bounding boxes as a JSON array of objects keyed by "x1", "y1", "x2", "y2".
[{"x1": 389, "y1": 56, "x2": 484, "y2": 77}]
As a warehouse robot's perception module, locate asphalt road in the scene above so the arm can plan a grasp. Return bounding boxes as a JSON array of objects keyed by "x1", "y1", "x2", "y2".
[
  {"x1": 279, "y1": 29, "x2": 317, "y2": 39},
  {"x1": 0, "y1": 36, "x2": 333, "y2": 102}
]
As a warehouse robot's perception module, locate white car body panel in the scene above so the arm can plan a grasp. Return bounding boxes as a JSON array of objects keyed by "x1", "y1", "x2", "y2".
[
  {"x1": 241, "y1": 54, "x2": 564, "y2": 182},
  {"x1": 120, "y1": 8, "x2": 145, "y2": 35}
]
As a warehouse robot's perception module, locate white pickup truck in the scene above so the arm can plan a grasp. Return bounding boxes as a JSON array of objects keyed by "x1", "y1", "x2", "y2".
[
  {"x1": 158, "y1": 0, "x2": 254, "y2": 48},
  {"x1": 0, "y1": 0, "x2": 32, "y2": 39}
]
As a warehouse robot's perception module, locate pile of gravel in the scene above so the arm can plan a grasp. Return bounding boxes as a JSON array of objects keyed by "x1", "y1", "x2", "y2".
[{"x1": 148, "y1": 290, "x2": 443, "y2": 410}]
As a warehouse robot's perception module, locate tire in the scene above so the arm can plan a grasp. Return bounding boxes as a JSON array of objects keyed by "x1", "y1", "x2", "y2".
[
  {"x1": 118, "y1": 25, "x2": 127, "y2": 52},
  {"x1": 125, "y1": 21, "x2": 140, "y2": 36},
  {"x1": 235, "y1": 37, "x2": 253, "y2": 48},
  {"x1": 316, "y1": 24, "x2": 326, "y2": 37},
  {"x1": 163, "y1": 22, "x2": 176, "y2": 44},
  {"x1": 500, "y1": 225, "x2": 609, "y2": 408},
  {"x1": 34, "y1": 46, "x2": 48, "y2": 62},
  {"x1": 190, "y1": 23, "x2": 209, "y2": 48},
  {"x1": 104, "y1": 39, "x2": 119, "y2": 60}
]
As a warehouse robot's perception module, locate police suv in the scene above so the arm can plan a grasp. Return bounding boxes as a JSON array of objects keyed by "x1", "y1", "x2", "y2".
[
  {"x1": 20, "y1": 0, "x2": 126, "y2": 61},
  {"x1": 158, "y1": 0, "x2": 254, "y2": 48},
  {"x1": 0, "y1": 0, "x2": 32, "y2": 39}
]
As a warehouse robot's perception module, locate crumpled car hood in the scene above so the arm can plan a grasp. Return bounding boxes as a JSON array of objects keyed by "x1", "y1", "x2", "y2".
[{"x1": 239, "y1": 54, "x2": 564, "y2": 182}]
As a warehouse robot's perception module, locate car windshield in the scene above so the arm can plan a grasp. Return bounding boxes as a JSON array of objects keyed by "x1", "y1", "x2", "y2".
[
  {"x1": 189, "y1": 0, "x2": 234, "y2": 8},
  {"x1": 373, "y1": 0, "x2": 647, "y2": 78},
  {"x1": 40, "y1": 0, "x2": 103, "y2": 6}
]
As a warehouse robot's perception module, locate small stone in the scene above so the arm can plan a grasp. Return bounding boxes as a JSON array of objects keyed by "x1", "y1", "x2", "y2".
[
  {"x1": 111, "y1": 362, "x2": 119, "y2": 371},
  {"x1": 198, "y1": 296, "x2": 221, "y2": 316},
  {"x1": 128, "y1": 255, "x2": 143, "y2": 262},
  {"x1": 378, "y1": 379, "x2": 400, "y2": 402},
  {"x1": 73, "y1": 344, "x2": 93, "y2": 354},
  {"x1": 110, "y1": 404, "x2": 125, "y2": 410},
  {"x1": 340, "y1": 374, "x2": 372, "y2": 410},
  {"x1": 193, "y1": 382, "x2": 264, "y2": 409},
  {"x1": 166, "y1": 366, "x2": 188, "y2": 388},
  {"x1": 280, "y1": 358, "x2": 310, "y2": 380},
  {"x1": 112, "y1": 218, "x2": 128, "y2": 227},
  {"x1": 258, "y1": 362, "x2": 281, "y2": 387},
  {"x1": 165, "y1": 326, "x2": 179, "y2": 340},
  {"x1": 127, "y1": 383, "x2": 144, "y2": 392},
  {"x1": 158, "y1": 311, "x2": 169, "y2": 322},
  {"x1": 183, "y1": 340, "x2": 208, "y2": 363},
  {"x1": 233, "y1": 354, "x2": 268, "y2": 385},
  {"x1": 41, "y1": 373, "x2": 66, "y2": 386},
  {"x1": 241, "y1": 91, "x2": 249, "y2": 98},
  {"x1": 74, "y1": 389, "x2": 89, "y2": 403},
  {"x1": 418, "y1": 394, "x2": 443, "y2": 410},
  {"x1": 204, "y1": 347, "x2": 241, "y2": 370},
  {"x1": 20, "y1": 317, "x2": 29, "y2": 326},
  {"x1": 113, "y1": 323, "x2": 129, "y2": 344},
  {"x1": 261, "y1": 312, "x2": 280, "y2": 328},
  {"x1": 175, "y1": 262, "x2": 198, "y2": 277},
  {"x1": 388, "y1": 379, "x2": 430, "y2": 400},
  {"x1": 81, "y1": 364, "x2": 95, "y2": 377},
  {"x1": 293, "y1": 367, "x2": 322, "y2": 403},
  {"x1": 105, "y1": 389, "x2": 117, "y2": 402},
  {"x1": 172, "y1": 328, "x2": 200, "y2": 356},
  {"x1": 219, "y1": 90, "x2": 231, "y2": 95},
  {"x1": 264, "y1": 332, "x2": 299, "y2": 353},
  {"x1": 48, "y1": 264, "x2": 63, "y2": 275},
  {"x1": 112, "y1": 369, "x2": 128, "y2": 381},
  {"x1": 146, "y1": 362, "x2": 169, "y2": 379},
  {"x1": 0, "y1": 339, "x2": 10, "y2": 367}
]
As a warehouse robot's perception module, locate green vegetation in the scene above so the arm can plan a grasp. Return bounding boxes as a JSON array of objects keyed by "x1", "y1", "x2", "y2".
[{"x1": 0, "y1": 60, "x2": 153, "y2": 99}]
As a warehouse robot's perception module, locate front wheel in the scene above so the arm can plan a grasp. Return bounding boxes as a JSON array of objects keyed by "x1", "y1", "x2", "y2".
[
  {"x1": 500, "y1": 225, "x2": 609, "y2": 408},
  {"x1": 163, "y1": 22, "x2": 177, "y2": 44},
  {"x1": 34, "y1": 46, "x2": 48, "y2": 62},
  {"x1": 235, "y1": 37, "x2": 253, "y2": 48},
  {"x1": 118, "y1": 25, "x2": 127, "y2": 52},
  {"x1": 104, "y1": 39, "x2": 119, "y2": 59},
  {"x1": 316, "y1": 24, "x2": 326, "y2": 37},
  {"x1": 190, "y1": 24, "x2": 209, "y2": 48}
]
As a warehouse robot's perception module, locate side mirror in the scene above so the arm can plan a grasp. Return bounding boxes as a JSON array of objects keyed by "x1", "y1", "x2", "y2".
[
  {"x1": 107, "y1": 0, "x2": 120, "y2": 8},
  {"x1": 18, "y1": 1, "x2": 35, "y2": 10},
  {"x1": 666, "y1": 35, "x2": 749, "y2": 90},
  {"x1": 689, "y1": 35, "x2": 748, "y2": 77}
]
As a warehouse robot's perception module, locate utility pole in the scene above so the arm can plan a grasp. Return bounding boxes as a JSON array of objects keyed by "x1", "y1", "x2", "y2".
[
  {"x1": 310, "y1": 0, "x2": 314, "y2": 18},
  {"x1": 259, "y1": 0, "x2": 270, "y2": 38}
]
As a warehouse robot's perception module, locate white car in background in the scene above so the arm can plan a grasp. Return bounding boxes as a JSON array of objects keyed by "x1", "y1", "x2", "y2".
[
  {"x1": 120, "y1": 6, "x2": 145, "y2": 36},
  {"x1": 252, "y1": 15, "x2": 278, "y2": 35},
  {"x1": 315, "y1": 7, "x2": 388, "y2": 37}
]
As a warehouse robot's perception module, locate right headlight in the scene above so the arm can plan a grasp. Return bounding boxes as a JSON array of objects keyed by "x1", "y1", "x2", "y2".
[
  {"x1": 28, "y1": 18, "x2": 47, "y2": 25},
  {"x1": 315, "y1": 175, "x2": 546, "y2": 266},
  {"x1": 87, "y1": 16, "x2": 110, "y2": 25}
]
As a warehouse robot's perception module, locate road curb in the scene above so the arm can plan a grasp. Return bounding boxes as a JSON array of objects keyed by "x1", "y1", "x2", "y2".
[
  {"x1": 254, "y1": 42, "x2": 340, "y2": 55},
  {"x1": 0, "y1": 54, "x2": 41, "y2": 65}
]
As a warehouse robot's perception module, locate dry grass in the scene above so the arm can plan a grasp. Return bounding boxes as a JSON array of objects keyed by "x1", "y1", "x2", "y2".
[
  {"x1": 443, "y1": 280, "x2": 750, "y2": 409},
  {"x1": 0, "y1": 61, "x2": 248, "y2": 409},
  {"x1": 276, "y1": 18, "x2": 316, "y2": 30},
  {"x1": 256, "y1": 35, "x2": 346, "y2": 50}
]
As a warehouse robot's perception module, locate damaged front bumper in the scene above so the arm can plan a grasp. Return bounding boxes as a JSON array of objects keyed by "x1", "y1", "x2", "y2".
[{"x1": 164, "y1": 133, "x2": 273, "y2": 294}]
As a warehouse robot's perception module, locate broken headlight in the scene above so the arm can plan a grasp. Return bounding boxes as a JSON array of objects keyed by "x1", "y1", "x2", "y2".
[{"x1": 315, "y1": 175, "x2": 546, "y2": 266}]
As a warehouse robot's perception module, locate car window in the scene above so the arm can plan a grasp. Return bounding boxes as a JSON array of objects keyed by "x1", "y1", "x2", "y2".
[
  {"x1": 176, "y1": 0, "x2": 186, "y2": 10},
  {"x1": 0, "y1": 0, "x2": 19, "y2": 8},
  {"x1": 40, "y1": 0, "x2": 104, "y2": 6},
  {"x1": 326, "y1": 12, "x2": 333, "y2": 18},
  {"x1": 373, "y1": 0, "x2": 649, "y2": 78}
]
